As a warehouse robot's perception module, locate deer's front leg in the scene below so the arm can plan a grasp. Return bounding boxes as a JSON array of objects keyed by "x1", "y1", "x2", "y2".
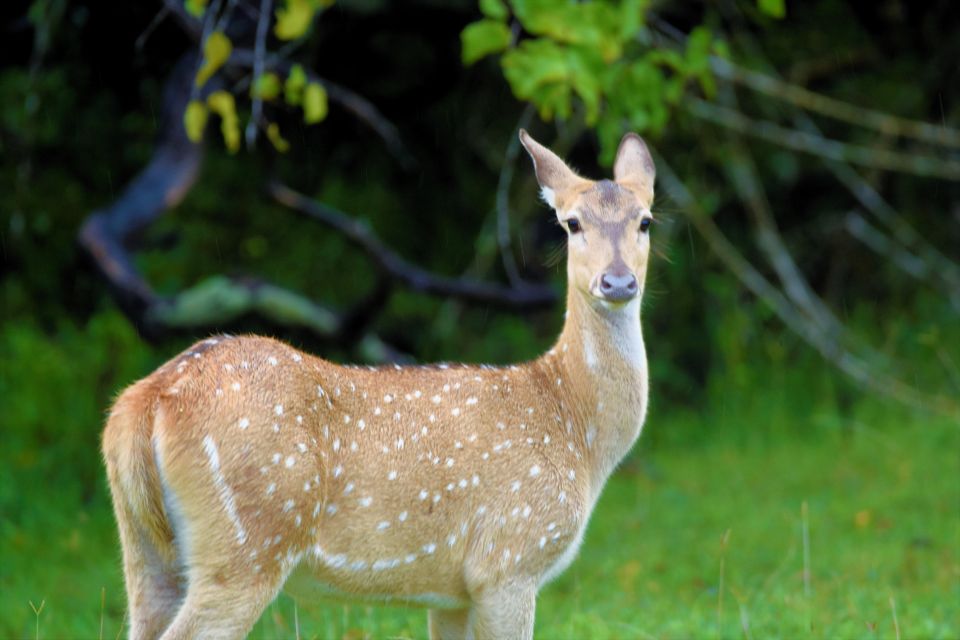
[{"x1": 469, "y1": 582, "x2": 536, "y2": 640}]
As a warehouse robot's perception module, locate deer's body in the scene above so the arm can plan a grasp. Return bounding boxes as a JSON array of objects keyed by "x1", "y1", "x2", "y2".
[{"x1": 104, "y1": 131, "x2": 656, "y2": 639}]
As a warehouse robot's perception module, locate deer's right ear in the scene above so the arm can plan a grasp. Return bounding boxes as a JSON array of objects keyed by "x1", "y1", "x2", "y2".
[{"x1": 519, "y1": 129, "x2": 582, "y2": 209}]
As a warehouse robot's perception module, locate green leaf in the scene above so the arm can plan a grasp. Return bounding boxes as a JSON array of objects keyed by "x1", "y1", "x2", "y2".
[
  {"x1": 285, "y1": 64, "x2": 308, "y2": 105},
  {"x1": 251, "y1": 72, "x2": 281, "y2": 100},
  {"x1": 275, "y1": 0, "x2": 316, "y2": 40},
  {"x1": 195, "y1": 31, "x2": 232, "y2": 88},
  {"x1": 479, "y1": 0, "x2": 509, "y2": 21},
  {"x1": 461, "y1": 20, "x2": 512, "y2": 65},
  {"x1": 206, "y1": 90, "x2": 241, "y2": 153},
  {"x1": 511, "y1": 0, "x2": 625, "y2": 62},
  {"x1": 757, "y1": 0, "x2": 785, "y2": 19},
  {"x1": 266, "y1": 122, "x2": 290, "y2": 152},
  {"x1": 183, "y1": 100, "x2": 208, "y2": 143},
  {"x1": 184, "y1": 0, "x2": 207, "y2": 18},
  {"x1": 501, "y1": 38, "x2": 569, "y2": 101},
  {"x1": 303, "y1": 82, "x2": 328, "y2": 124}
]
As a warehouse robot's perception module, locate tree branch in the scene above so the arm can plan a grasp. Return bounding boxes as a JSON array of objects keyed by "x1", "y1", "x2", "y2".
[
  {"x1": 710, "y1": 57, "x2": 960, "y2": 149},
  {"x1": 245, "y1": 0, "x2": 273, "y2": 148},
  {"x1": 267, "y1": 181, "x2": 558, "y2": 310},
  {"x1": 686, "y1": 97, "x2": 960, "y2": 181}
]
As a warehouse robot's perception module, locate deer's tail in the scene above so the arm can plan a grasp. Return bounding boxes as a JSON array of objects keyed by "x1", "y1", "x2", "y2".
[{"x1": 102, "y1": 378, "x2": 177, "y2": 562}]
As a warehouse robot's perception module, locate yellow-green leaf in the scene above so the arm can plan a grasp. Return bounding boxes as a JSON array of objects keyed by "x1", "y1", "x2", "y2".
[
  {"x1": 266, "y1": 123, "x2": 290, "y2": 152},
  {"x1": 757, "y1": 0, "x2": 785, "y2": 18},
  {"x1": 461, "y1": 20, "x2": 512, "y2": 65},
  {"x1": 303, "y1": 82, "x2": 328, "y2": 124},
  {"x1": 275, "y1": 0, "x2": 316, "y2": 40},
  {"x1": 252, "y1": 72, "x2": 282, "y2": 100},
  {"x1": 184, "y1": 0, "x2": 208, "y2": 18},
  {"x1": 284, "y1": 64, "x2": 308, "y2": 105},
  {"x1": 183, "y1": 100, "x2": 208, "y2": 142},
  {"x1": 206, "y1": 90, "x2": 241, "y2": 153},
  {"x1": 479, "y1": 0, "x2": 508, "y2": 21},
  {"x1": 195, "y1": 31, "x2": 232, "y2": 88}
]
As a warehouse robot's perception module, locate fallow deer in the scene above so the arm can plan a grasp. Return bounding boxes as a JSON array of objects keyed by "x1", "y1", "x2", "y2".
[{"x1": 102, "y1": 129, "x2": 656, "y2": 639}]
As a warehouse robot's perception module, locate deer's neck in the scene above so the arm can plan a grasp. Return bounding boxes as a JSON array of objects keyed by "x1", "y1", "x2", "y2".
[{"x1": 548, "y1": 290, "x2": 649, "y2": 498}]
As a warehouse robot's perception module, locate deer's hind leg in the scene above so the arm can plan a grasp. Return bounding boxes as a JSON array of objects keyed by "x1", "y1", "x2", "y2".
[{"x1": 158, "y1": 567, "x2": 283, "y2": 640}]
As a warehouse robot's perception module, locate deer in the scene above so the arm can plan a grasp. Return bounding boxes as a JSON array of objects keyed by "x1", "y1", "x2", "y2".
[{"x1": 102, "y1": 129, "x2": 656, "y2": 640}]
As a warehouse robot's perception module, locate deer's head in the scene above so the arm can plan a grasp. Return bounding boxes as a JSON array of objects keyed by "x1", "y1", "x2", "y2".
[{"x1": 520, "y1": 130, "x2": 655, "y2": 309}]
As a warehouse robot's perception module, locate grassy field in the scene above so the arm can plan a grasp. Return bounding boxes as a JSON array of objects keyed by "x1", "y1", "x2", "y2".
[{"x1": 2, "y1": 373, "x2": 956, "y2": 638}]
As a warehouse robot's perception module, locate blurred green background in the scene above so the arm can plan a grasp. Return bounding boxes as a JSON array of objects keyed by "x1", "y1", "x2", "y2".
[{"x1": 1, "y1": 0, "x2": 958, "y2": 638}]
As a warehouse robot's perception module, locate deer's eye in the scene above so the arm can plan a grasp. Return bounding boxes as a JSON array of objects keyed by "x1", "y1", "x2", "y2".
[
  {"x1": 566, "y1": 218, "x2": 582, "y2": 234},
  {"x1": 640, "y1": 217, "x2": 652, "y2": 233}
]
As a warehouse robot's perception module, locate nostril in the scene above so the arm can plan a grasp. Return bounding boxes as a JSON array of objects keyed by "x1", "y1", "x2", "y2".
[
  {"x1": 600, "y1": 276, "x2": 613, "y2": 291},
  {"x1": 627, "y1": 277, "x2": 638, "y2": 291}
]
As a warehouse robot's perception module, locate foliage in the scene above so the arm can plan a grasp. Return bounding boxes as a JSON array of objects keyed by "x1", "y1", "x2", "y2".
[{"x1": 462, "y1": 0, "x2": 725, "y2": 163}]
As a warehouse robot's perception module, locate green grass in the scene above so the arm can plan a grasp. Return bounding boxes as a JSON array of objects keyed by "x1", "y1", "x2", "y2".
[{"x1": 3, "y1": 401, "x2": 956, "y2": 638}]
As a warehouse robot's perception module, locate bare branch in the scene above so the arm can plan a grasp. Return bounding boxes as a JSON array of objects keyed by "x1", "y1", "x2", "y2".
[
  {"x1": 710, "y1": 57, "x2": 960, "y2": 150},
  {"x1": 686, "y1": 98, "x2": 960, "y2": 181},
  {"x1": 268, "y1": 182, "x2": 558, "y2": 310},
  {"x1": 245, "y1": 0, "x2": 273, "y2": 148},
  {"x1": 654, "y1": 151, "x2": 959, "y2": 418},
  {"x1": 79, "y1": 54, "x2": 203, "y2": 314},
  {"x1": 844, "y1": 212, "x2": 933, "y2": 280}
]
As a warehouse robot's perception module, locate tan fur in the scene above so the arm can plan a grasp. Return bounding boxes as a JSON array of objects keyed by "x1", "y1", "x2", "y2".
[{"x1": 103, "y1": 131, "x2": 656, "y2": 640}]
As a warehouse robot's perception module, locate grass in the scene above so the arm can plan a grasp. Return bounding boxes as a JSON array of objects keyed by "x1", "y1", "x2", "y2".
[{"x1": 2, "y1": 398, "x2": 956, "y2": 639}]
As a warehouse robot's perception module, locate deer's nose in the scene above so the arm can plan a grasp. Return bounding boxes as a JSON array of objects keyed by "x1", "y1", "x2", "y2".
[{"x1": 599, "y1": 271, "x2": 638, "y2": 301}]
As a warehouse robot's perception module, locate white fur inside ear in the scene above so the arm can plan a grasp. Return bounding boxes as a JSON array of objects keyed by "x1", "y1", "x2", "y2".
[{"x1": 540, "y1": 186, "x2": 556, "y2": 208}]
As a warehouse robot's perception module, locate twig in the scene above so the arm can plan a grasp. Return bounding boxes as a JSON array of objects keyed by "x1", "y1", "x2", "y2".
[
  {"x1": 711, "y1": 57, "x2": 960, "y2": 149},
  {"x1": 245, "y1": 0, "x2": 273, "y2": 148},
  {"x1": 496, "y1": 106, "x2": 535, "y2": 285},
  {"x1": 844, "y1": 212, "x2": 932, "y2": 280},
  {"x1": 686, "y1": 98, "x2": 960, "y2": 180},
  {"x1": 135, "y1": 6, "x2": 171, "y2": 51},
  {"x1": 269, "y1": 182, "x2": 558, "y2": 310}
]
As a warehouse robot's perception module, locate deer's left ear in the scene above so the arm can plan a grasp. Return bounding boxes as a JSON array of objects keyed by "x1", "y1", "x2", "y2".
[
  {"x1": 519, "y1": 129, "x2": 585, "y2": 209},
  {"x1": 613, "y1": 133, "x2": 655, "y2": 195}
]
